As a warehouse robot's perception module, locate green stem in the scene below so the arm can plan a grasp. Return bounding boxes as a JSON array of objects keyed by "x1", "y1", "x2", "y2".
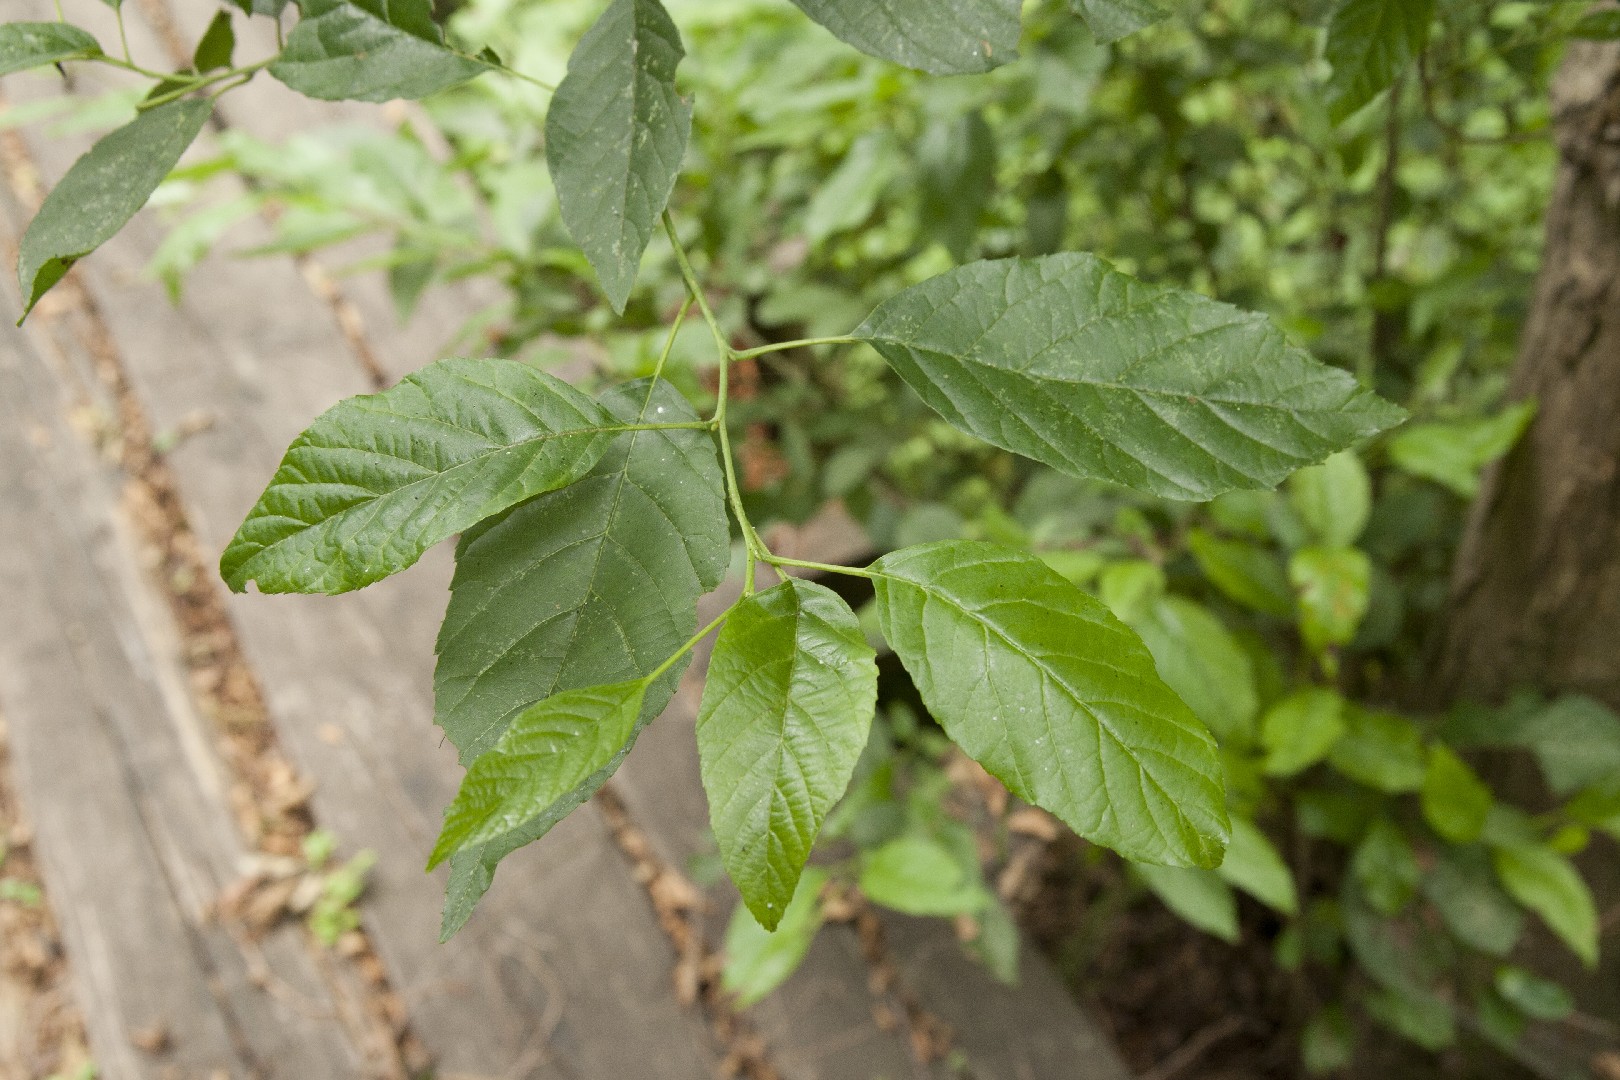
[
  {"x1": 499, "y1": 65, "x2": 557, "y2": 95},
  {"x1": 764, "y1": 554, "x2": 878, "y2": 580},
  {"x1": 54, "y1": 0, "x2": 65, "y2": 21},
  {"x1": 639, "y1": 299, "x2": 691, "y2": 419},
  {"x1": 91, "y1": 54, "x2": 187, "y2": 82},
  {"x1": 731, "y1": 336, "x2": 860, "y2": 361},
  {"x1": 139, "y1": 60, "x2": 270, "y2": 110},
  {"x1": 116, "y1": 7, "x2": 132, "y2": 64},
  {"x1": 661, "y1": 211, "x2": 730, "y2": 360},
  {"x1": 643, "y1": 604, "x2": 736, "y2": 686}
]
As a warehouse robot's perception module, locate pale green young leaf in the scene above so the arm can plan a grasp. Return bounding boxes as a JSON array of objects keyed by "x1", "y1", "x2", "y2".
[
  {"x1": 1492, "y1": 843, "x2": 1599, "y2": 968},
  {"x1": 698, "y1": 579, "x2": 877, "y2": 930},
  {"x1": 546, "y1": 0, "x2": 690, "y2": 313},
  {"x1": 1187, "y1": 529, "x2": 1294, "y2": 618},
  {"x1": 1218, "y1": 817, "x2": 1298, "y2": 915},
  {"x1": 1329, "y1": 708, "x2": 1425, "y2": 792},
  {"x1": 431, "y1": 380, "x2": 726, "y2": 938},
  {"x1": 270, "y1": 0, "x2": 489, "y2": 103},
  {"x1": 854, "y1": 256, "x2": 1403, "y2": 501},
  {"x1": 17, "y1": 99, "x2": 211, "y2": 320},
  {"x1": 1069, "y1": 0, "x2": 1167, "y2": 44},
  {"x1": 723, "y1": 868, "x2": 827, "y2": 1005},
  {"x1": 1323, "y1": 0, "x2": 1435, "y2": 123},
  {"x1": 1287, "y1": 450, "x2": 1370, "y2": 549},
  {"x1": 1261, "y1": 688, "x2": 1346, "y2": 776},
  {"x1": 1131, "y1": 596, "x2": 1259, "y2": 746},
  {"x1": 1097, "y1": 559, "x2": 1166, "y2": 624},
  {"x1": 1387, "y1": 400, "x2": 1535, "y2": 498},
  {"x1": 1421, "y1": 745, "x2": 1492, "y2": 844},
  {"x1": 0, "y1": 23, "x2": 102, "y2": 78},
  {"x1": 872, "y1": 541, "x2": 1230, "y2": 868},
  {"x1": 1137, "y1": 864, "x2": 1239, "y2": 942},
  {"x1": 221, "y1": 358, "x2": 615, "y2": 595},
  {"x1": 428, "y1": 682, "x2": 645, "y2": 867},
  {"x1": 1289, "y1": 546, "x2": 1370, "y2": 654},
  {"x1": 786, "y1": 0, "x2": 1020, "y2": 75},
  {"x1": 858, "y1": 836, "x2": 984, "y2": 916}
]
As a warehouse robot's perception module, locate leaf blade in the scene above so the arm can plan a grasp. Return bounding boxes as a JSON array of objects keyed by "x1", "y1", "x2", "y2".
[
  {"x1": 546, "y1": 0, "x2": 691, "y2": 313},
  {"x1": 698, "y1": 579, "x2": 877, "y2": 930},
  {"x1": 1068, "y1": 0, "x2": 1167, "y2": 44},
  {"x1": 786, "y1": 0, "x2": 1020, "y2": 74},
  {"x1": 0, "y1": 22, "x2": 103, "y2": 78},
  {"x1": 221, "y1": 357, "x2": 615, "y2": 595},
  {"x1": 872, "y1": 540, "x2": 1229, "y2": 867},
  {"x1": 1323, "y1": 0, "x2": 1434, "y2": 123},
  {"x1": 269, "y1": 0, "x2": 488, "y2": 103},
  {"x1": 18, "y1": 98, "x2": 211, "y2": 320},
  {"x1": 854, "y1": 255, "x2": 1404, "y2": 501}
]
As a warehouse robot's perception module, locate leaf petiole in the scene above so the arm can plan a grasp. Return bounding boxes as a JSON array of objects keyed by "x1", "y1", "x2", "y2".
[
  {"x1": 731, "y1": 336, "x2": 860, "y2": 361},
  {"x1": 642, "y1": 603, "x2": 737, "y2": 687},
  {"x1": 764, "y1": 554, "x2": 877, "y2": 580}
]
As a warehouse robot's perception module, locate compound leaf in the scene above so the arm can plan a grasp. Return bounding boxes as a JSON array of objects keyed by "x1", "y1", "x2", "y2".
[
  {"x1": 546, "y1": 0, "x2": 690, "y2": 313},
  {"x1": 18, "y1": 98, "x2": 211, "y2": 320},
  {"x1": 787, "y1": 0, "x2": 1020, "y2": 75},
  {"x1": 0, "y1": 22, "x2": 102, "y2": 78},
  {"x1": 433, "y1": 379, "x2": 726, "y2": 936},
  {"x1": 872, "y1": 541, "x2": 1229, "y2": 867},
  {"x1": 429, "y1": 681, "x2": 645, "y2": 867},
  {"x1": 222, "y1": 358, "x2": 616, "y2": 595},
  {"x1": 698, "y1": 579, "x2": 877, "y2": 930},
  {"x1": 855, "y1": 255, "x2": 1403, "y2": 501},
  {"x1": 270, "y1": 0, "x2": 489, "y2": 102}
]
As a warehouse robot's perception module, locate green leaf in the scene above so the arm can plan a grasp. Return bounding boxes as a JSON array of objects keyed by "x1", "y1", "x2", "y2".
[
  {"x1": 871, "y1": 541, "x2": 1229, "y2": 867},
  {"x1": 1364, "y1": 985, "x2": 1455, "y2": 1051},
  {"x1": 1572, "y1": 11, "x2": 1620, "y2": 40},
  {"x1": 1218, "y1": 817, "x2": 1298, "y2": 915},
  {"x1": 859, "y1": 836, "x2": 984, "y2": 916},
  {"x1": 1519, "y1": 695, "x2": 1620, "y2": 796},
  {"x1": 1097, "y1": 559, "x2": 1166, "y2": 624},
  {"x1": 854, "y1": 255, "x2": 1403, "y2": 501},
  {"x1": 431, "y1": 381, "x2": 725, "y2": 938},
  {"x1": 1322, "y1": 0, "x2": 1434, "y2": 123},
  {"x1": 1329, "y1": 708, "x2": 1425, "y2": 793},
  {"x1": 1137, "y1": 864, "x2": 1239, "y2": 942},
  {"x1": 1421, "y1": 745, "x2": 1492, "y2": 844},
  {"x1": 1302, "y1": 1006, "x2": 1355, "y2": 1074},
  {"x1": 1188, "y1": 529, "x2": 1294, "y2": 618},
  {"x1": 17, "y1": 98, "x2": 211, "y2": 321},
  {"x1": 1261, "y1": 688, "x2": 1346, "y2": 777},
  {"x1": 1068, "y1": 0, "x2": 1167, "y2": 44},
  {"x1": 698, "y1": 579, "x2": 877, "y2": 930},
  {"x1": 428, "y1": 681, "x2": 645, "y2": 867},
  {"x1": 1387, "y1": 401, "x2": 1536, "y2": 498},
  {"x1": 269, "y1": 0, "x2": 489, "y2": 103},
  {"x1": 0, "y1": 22, "x2": 102, "y2": 77},
  {"x1": 193, "y1": 10, "x2": 236, "y2": 73},
  {"x1": 917, "y1": 112, "x2": 996, "y2": 260},
  {"x1": 1350, "y1": 819, "x2": 1419, "y2": 916},
  {"x1": 1287, "y1": 451, "x2": 1370, "y2": 549},
  {"x1": 221, "y1": 358, "x2": 616, "y2": 595},
  {"x1": 1493, "y1": 966, "x2": 1573, "y2": 1022},
  {"x1": 786, "y1": 0, "x2": 1020, "y2": 75},
  {"x1": 1492, "y1": 843, "x2": 1599, "y2": 968},
  {"x1": 1421, "y1": 846, "x2": 1524, "y2": 957},
  {"x1": 1131, "y1": 596, "x2": 1258, "y2": 746},
  {"x1": 545, "y1": 0, "x2": 691, "y2": 313},
  {"x1": 227, "y1": 0, "x2": 291, "y2": 15},
  {"x1": 1289, "y1": 546, "x2": 1370, "y2": 654},
  {"x1": 722, "y1": 868, "x2": 828, "y2": 1005}
]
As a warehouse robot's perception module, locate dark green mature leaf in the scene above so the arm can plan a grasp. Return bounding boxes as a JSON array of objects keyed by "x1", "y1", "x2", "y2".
[
  {"x1": 917, "y1": 111, "x2": 996, "y2": 260},
  {"x1": 270, "y1": 0, "x2": 489, "y2": 102},
  {"x1": 433, "y1": 379, "x2": 726, "y2": 936},
  {"x1": 222, "y1": 358, "x2": 616, "y2": 595},
  {"x1": 787, "y1": 0, "x2": 1020, "y2": 75},
  {"x1": 1329, "y1": 708, "x2": 1425, "y2": 792},
  {"x1": 855, "y1": 256, "x2": 1403, "y2": 501},
  {"x1": 0, "y1": 22, "x2": 102, "y2": 78},
  {"x1": 1069, "y1": 0, "x2": 1167, "y2": 44},
  {"x1": 16, "y1": 99, "x2": 210, "y2": 321},
  {"x1": 1188, "y1": 529, "x2": 1294, "y2": 618},
  {"x1": 872, "y1": 541, "x2": 1229, "y2": 867},
  {"x1": 1422, "y1": 846, "x2": 1523, "y2": 957},
  {"x1": 1323, "y1": 0, "x2": 1434, "y2": 123},
  {"x1": 428, "y1": 681, "x2": 645, "y2": 867},
  {"x1": 698, "y1": 579, "x2": 877, "y2": 929},
  {"x1": 228, "y1": 0, "x2": 291, "y2": 15},
  {"x1": 193, "y1": 10, "x2": 236, "y2": 73},
  {"x1": 546, "y1": 0, "x2": 690, "y2": 313}
]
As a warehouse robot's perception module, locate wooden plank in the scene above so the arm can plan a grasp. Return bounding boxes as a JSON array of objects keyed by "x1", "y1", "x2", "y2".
[
  {"x1": 0, "y1": 268, "x2": 365, "y2": 1076},
  {"x1": 6, "y1": 7, "x2": 727, "y2": 1076}
]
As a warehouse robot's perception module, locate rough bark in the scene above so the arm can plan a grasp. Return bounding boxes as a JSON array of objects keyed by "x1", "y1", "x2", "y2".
[{"x1": 1434, "y1": 43, "x2": 1620, "y2": 709}]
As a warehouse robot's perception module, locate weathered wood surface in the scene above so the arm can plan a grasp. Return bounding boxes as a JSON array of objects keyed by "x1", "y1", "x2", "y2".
[
  {"x1": 1, "y1": 3, "x2": 1137, "y2": 1077},
  {"x1": 0, "y1": 220, "x2": 367, "y2": 1076}
]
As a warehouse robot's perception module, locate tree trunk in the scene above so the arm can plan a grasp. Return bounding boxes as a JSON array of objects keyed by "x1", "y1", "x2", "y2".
[{"x1": 1434, "y1": 43, "x2": 1620, "y2": 707}]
